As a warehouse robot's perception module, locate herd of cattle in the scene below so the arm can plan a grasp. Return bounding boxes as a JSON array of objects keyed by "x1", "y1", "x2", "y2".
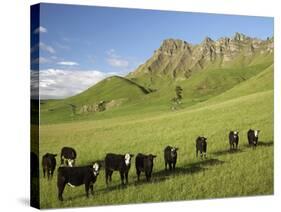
[{"x1": 41, "y1": 129, "x2": 260, "y2": 201}]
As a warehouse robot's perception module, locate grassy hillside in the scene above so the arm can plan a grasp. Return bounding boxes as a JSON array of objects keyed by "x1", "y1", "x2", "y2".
[
  {"x1": 40, "y1": 76, "x2": 151, "y2": 123},
  {"x1": 39, "y1": 88, "x2": 273, "y2": 208},
  {"x1": 40, "y1": 60, "x2": 272, "y2": 124}
]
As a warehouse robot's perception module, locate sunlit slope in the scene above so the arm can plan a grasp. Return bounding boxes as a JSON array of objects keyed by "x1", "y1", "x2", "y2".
[
  {"x1": 39, "y1": 89, "x2": 273, "y2": 208},
  {"x1": 40, "y1": 76, "x2": 150, "y2": 123}
]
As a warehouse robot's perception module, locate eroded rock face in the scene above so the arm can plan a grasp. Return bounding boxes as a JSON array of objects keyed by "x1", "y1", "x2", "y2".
[
  {"x1": 158, "y1": 39, "x2": 192, "y2": 56},
  {"x1": 128, "y1": 33, "x2": 273, "y2": 82},
  {"x1": 78, "y1": 99, "x2": 124, "y2": 114}
]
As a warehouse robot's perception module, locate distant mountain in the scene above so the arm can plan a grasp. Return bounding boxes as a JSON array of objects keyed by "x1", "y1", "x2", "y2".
[
  {"x1": 127, "y1": 33, "x2": 273, "y2": 87},
  {"x1": 40, "y1": 33, "x2": 274, "y2": 123}
]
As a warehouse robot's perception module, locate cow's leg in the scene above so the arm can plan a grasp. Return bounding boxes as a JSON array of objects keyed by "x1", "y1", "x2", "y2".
[
  {"x1": 165, "y1": 161, "x2": 168, "y2": 171},
  {"x1": 200, "y1": 151, "x2": 203, "y2": 159},
  {"x1": 145, "y1": 172, "x2": 151, "y2": 182},
  {"x1": 47, "y1": 169, "x2": 50, "y2": 180},
  {"x1": 125, "y1": 171, "x2": 129, "y2": 184},
  {"x1": 105, "y1": 169, "x2": 109, "y2": 185},
  {"x1": 204, "y1": 152, "x2": 207, "y2": 159},
  {"x1": 85, "y1": 183, "x2": 90, "y2": 198},
  {"x1": 168, "y1": 162, "x2": 172, "y2": 171},
  {"x1": 136, "y1": 169, "x2": 141, "y2": 181},
  {"x1": 120, "y1": 171, "x2": 125, "y2": 185},
  {"x1": 109, "y1": 171, "x2": 113, "y2": 182},
  {"x1": 57, "y1": 180, "x2": 66, "y2": 201},
  {"x1": 90, "y1": 183, "x2": 94, "y2": 195},
  {"x1": 172, "y1": 162, "x2": 176, "y2": 170},
  {"x1": 43, "y1": 168, "x2": 46, "y2": 178},
  {"x1": 196, "y1": 149, "x2": 198, "y2": 158}
]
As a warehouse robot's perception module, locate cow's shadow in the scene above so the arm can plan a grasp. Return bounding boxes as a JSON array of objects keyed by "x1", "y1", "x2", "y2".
[
  {"x1": 97, "y1": 183, "x2": 128, "y2": 193},
  {"x1": 153, "y1": 158, "x2": 224, "y2": 179},
  {"x1": 259, "y1": 141, "x2": 274, "y2": 146},
  {"x1": 133, "y1": 175, "x2": 168, "y2": 186},
  {"x1": 212, "y1": 149, "x2": 243, "y2": 156},
  {"x1": 243, "y1": 140, "x2": 273, "y2": 148},
  {"x1": 189, "y1": 158, "x2": 225, "y2": 167}
]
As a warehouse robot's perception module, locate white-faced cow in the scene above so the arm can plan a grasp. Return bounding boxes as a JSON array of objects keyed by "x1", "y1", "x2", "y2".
[
  {"x1": 42, "y1": 153, "x2": 57, "y2": 180},
  {"x1": 247, "y1": 129, "x2": 260, "y2": 148},
  {"x1": 57, "y1": 162, "x2": 100, "y2": 201},
  {"x1": 60, "y1": 147, "x2": 77, "y2": 167},
  {"x1": 229, "y1": 131, "x2": 239, "y2": 151},
  {"x1": 164, "y1": 146, "x2": 178, "y2": 171},
  {"x1": 135, "y1": 153, "x2": 157, "y2": 182},
  {"x1": 196, "y1": 136, "x2": 207, "y2": 159},
  {"x1": 104, "y1": 153, "x2": 134, "y2": 185}
]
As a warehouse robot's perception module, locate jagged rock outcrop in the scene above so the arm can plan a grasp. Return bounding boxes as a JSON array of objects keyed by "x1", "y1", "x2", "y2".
[{"x1": 128, "y1": 32, "x2": 273, "y2": 83}]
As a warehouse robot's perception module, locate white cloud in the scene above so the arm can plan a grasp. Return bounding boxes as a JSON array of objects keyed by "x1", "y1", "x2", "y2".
[
  {"x1": 33, "y1": 26, "x2": 47, "y2": 34},
  {"x1": 106, "y1": 49, "x2": 129, "y2": 68},
  {"x1": 35, "y1": 69, "x2": 114, "y2": 99},
  {"x1": 57, "y1": 61, "x2": 79, "y2": 66},
  {"x1": 31, "y1": 42, "x2": 55, "y2": 54},
  {"x1": 107, "y1": 58, "x2": 129, "y2": 68}
]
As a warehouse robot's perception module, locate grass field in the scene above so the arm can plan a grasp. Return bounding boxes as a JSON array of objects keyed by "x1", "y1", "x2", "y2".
[{"x1": 39, "y1": 81, "x2": 274, "y2": 208}]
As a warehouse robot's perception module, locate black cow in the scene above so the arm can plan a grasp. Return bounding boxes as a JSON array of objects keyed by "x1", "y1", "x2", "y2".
[
  {"x1": 60, "y1": 147, "x2": 77, "y2": 167},
  {"x1": 247, "y1": 129, "x2": 260, "y2": 148},
  {"x1": 42, "y1": 153, "x2": 57, "y2": 180},
  {"x1": 196, "y1": 136, "x2": 207, "y2": 159},
  {"x1": 164, "y1": 146, "x2": 178, "y2": 171},
  {"x1": 57, "y1": 162, "x2": 100, "y2": 201},
  {"x1": 135, "y1": 153, "x2": 157, "y2": 182},
  {"x1": 229, "y1": 131, "x2": 239, "y2": 151},
  {"x1": 105, "y1": 153, "x2": 134, "y2": 185}
]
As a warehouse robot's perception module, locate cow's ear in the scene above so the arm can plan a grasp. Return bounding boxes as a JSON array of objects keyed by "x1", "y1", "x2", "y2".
[
  {"x1": 54, "y1": 154, "x2": 57, "y2": 157},
  {"x1": 153, "y1": 155, "x2": 157, "y2": 158},
  {"x1": 175, "y1": 147, "x2": 179, "y2": 151},
  {"x1": 130, "y1": 154, "x2": 134, "y2": 158}
]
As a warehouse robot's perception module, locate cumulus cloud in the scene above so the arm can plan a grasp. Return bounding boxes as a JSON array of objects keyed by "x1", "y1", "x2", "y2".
[
  {"x1": 31, "y1": 42, "x2": 55, "y2": 54},
  {"x1": 33, "y1": 26, "x2": 48, "y2": 34},
  {"x1": 35, "y1": 69, "x2": 114, "y2": 99},
  {"x1": 57, "y1": 61, "x2": 79, "y2": 66}
]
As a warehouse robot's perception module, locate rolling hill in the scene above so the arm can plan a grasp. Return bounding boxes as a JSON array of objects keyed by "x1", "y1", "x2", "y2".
[{"x1": 40, "y1": 33, "x2": 273, "y2": 124}]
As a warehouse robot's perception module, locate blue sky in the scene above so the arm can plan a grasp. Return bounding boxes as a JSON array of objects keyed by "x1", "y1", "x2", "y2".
[{"x1": 31, "y1": 3, "x2": 273, "y2": 98}]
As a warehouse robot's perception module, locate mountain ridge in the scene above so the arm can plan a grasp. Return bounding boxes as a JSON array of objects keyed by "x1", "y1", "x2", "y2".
[
  {"x1": 40, "y1": 32, "x2": 273, "y2": 123},
  {"x1": 128, "y1": 33, "x2": 273, "y2": 85}
]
